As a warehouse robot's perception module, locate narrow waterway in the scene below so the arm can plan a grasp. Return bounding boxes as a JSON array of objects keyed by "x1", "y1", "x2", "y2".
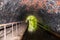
[{"x1": 22, "y1": 26, "x2": 60, "y2": 40}]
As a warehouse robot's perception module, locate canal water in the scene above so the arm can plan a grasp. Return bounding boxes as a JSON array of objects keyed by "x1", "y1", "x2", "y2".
[{"x1": 22, "y1": 26, "x2": 60, "y2": 40}]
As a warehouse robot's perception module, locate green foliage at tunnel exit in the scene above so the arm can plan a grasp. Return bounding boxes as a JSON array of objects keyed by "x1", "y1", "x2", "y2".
[{"x1": 26, "y1": 15, "x2": 38, "y2": 32}]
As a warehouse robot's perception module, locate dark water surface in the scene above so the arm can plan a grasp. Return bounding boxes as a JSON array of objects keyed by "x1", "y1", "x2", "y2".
[{"x1": 22, "y1": 26, "x2": 60, "y2": 40}]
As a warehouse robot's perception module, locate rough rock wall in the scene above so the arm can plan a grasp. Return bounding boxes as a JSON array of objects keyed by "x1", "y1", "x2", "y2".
[
  {"x1": 0, "y1": 0, "x2": 60, "y2": 33},
  {"x1": 0, "y1": 0, "x2": 21, "y2": 24},
  {"x1": 19, "y1": 0, "x2": 60, "y2": 33}
]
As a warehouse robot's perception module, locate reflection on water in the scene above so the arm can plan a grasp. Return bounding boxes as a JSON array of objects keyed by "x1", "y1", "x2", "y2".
[{"x1": 22, "y1": 26, "x2": 60, "y2": 40}]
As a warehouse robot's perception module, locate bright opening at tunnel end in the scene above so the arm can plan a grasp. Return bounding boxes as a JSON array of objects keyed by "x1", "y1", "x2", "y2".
[{"x1": 26, "y1": 15, "x2": 38, "y2": 33}]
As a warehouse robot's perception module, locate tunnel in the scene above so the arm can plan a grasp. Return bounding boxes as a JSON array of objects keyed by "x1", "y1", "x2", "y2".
[{"x1": 0, "y1": 0, "x2": 60, "y2": 40}]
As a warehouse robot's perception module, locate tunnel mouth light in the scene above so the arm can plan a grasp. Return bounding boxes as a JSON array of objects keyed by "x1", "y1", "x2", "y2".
[{"x1": 26, "y1": 15, "x2": 38, "y2": 33}]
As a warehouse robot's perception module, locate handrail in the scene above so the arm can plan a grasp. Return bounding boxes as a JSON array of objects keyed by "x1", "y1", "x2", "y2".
[
  {"x1": 0, "y1": 21, "x2": 25, "y2": 40},
  {"x1": 0, "y1": 21, "x2": 24, "y2": 26}
]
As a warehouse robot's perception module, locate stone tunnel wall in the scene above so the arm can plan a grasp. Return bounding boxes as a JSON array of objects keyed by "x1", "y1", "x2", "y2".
[
  {"x1": 0, "y1": 0, "x2": 21, "y2": 24},
  {"x1": 0, "y1": 0, "x2": 60, "y2": 33}
]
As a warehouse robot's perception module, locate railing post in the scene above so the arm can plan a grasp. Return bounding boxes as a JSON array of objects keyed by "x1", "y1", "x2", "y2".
[
  {"x1": 12, "y1": 24, "x2": 14, "y2": 37},
  {"x1": 18, "y1": 23, "x2": 20, "y2": 35},
  {"x1": 4, "y1": 26, "x2": 6, "y2": 40},
  {"x1": 16, "y1": 23, "x2": 18, "y2": 36},
  {"x1": 18, "y1": 23, "x2": 20, "y2": 34}
]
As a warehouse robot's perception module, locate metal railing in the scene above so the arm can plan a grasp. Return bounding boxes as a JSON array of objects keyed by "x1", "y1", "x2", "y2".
[{"x1": 0, "y1": 21, "x2": 24, "y2": 40}]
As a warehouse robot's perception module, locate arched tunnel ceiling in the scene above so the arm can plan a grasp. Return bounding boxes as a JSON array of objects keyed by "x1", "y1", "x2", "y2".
[
  {"x1": 0, "y1": 0, "x2": 60, "y2": 33},
  {"x1": 20, "y1": 0, "x2": 60, "y2": 14}
]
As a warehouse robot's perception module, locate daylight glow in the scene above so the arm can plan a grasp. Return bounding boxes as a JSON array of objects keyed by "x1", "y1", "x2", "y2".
[{"x1": 26, "y1": 15, "x2": 37, "y2": 32}]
